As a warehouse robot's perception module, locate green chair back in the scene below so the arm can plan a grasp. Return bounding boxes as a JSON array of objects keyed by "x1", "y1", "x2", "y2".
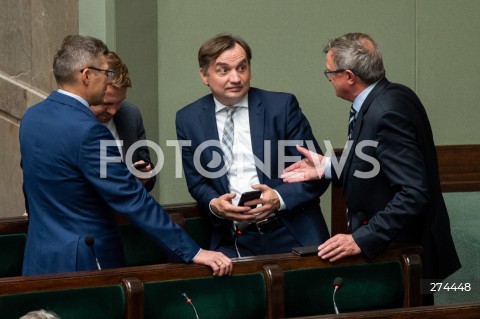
[
  {"x1": 0, "y1": 233, "x2": 27, "y2": 277},
  {"x1": 435, "y1": 192, "x2": 480, "y2": 304},
  {"x1": 183, "y1": 216, "x2": 212, "y2": 249},
  {"x1": 284, "y1": 261, "x2": 403, "y2": 317},
  {"x1": 0, "y1": 285, "x2": 125, "y2": 319},
  {"x1": 120, "y1": 216, "x2": 212, "y2": 266},
  {"x1": 144, "y1": 273, "x2": 267, "y2": 319},
  {"x1": 119, "y1": 224, "x2": 168, "y2": 266}
]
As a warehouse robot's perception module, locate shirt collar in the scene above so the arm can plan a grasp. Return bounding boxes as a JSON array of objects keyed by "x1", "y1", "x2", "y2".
[
  {"x1": 57, "y1": 89, "x2": 89, "y2": 108},
  {"x1": 352, "y1": 80, "x2": 379, "y2": 113},
  {"x1": 214, "y1": 94, "x2": 249, "y2": 113}
]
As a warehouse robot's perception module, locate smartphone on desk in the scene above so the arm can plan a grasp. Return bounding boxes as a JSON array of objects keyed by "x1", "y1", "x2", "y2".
[
  {"x1": 237, "y1": 190, "x2": 262, "y2": 209},
  {"x1": 292, "y1": 246, "x2": 319, "y2": 257}
]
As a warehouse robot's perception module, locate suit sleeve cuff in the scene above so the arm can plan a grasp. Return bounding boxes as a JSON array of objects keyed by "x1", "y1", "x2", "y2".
[
  {"x1": 274, "y1": 190, "x2": 287, "y2": 211},
  {"x1": 324, "y1": 157, "x2": 332, "y2": 180},
  {"x1": 209, "y1": 198, "x2": 224, "y2": 219},
  {"x1": 192, "y1": 248, "x2": 202, "y2": 261}
]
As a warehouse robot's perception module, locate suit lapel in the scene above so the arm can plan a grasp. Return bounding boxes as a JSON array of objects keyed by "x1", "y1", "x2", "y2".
[
  {"x1": 199, "y1": 96, "x2": 230, "y2": 192},
  {"x1": 200, "y1": 97, "x2": 220, "y2": 141},
  {"x1": 248, "y1": 90, "x2": 265, "y2": 183},
  {"x1": 343, "y1": 78, "x2": 390, "y2": 185}
]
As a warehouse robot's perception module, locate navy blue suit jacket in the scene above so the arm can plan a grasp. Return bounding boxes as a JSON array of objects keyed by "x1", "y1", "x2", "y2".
[
  {"x1": 176, "y1": 88, "x2": 330, "y2": 250},
  {"x1": 114, "y1": 101, "x2": 156, "y2": 192},
  {"x1": 20, "y1": 92, "x2": 200, "y2": 275},
  {"x1": 333, "y1": 78, "x2": 460, "y2": 280}
]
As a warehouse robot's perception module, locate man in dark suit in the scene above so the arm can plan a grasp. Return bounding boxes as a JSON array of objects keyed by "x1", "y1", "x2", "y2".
[
  {"x1": 20, "y1": 35, "x2": 232, "y2": 276},
  {"x1": 176, "y1": 34, "x2": 330, "y2": 257},
  {"x1": 282, "y1": 33, "x2": 460, "y2": 302},
  {"x1": 90, "y1": 51, "x2": 156, "y2": 192}
]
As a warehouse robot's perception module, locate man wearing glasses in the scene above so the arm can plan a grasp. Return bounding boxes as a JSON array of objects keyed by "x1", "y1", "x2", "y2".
[
  {"x1": 20, "y1": 35, "x2": 232, "y2": 276},
  {"x1": 282, "y1": 33, "x2": 460, "y2": 304}
]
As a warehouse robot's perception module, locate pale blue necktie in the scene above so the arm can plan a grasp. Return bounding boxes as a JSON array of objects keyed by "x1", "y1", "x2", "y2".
[{"x1": 221, "y1": 107, "x2": 237, "y2": 169}]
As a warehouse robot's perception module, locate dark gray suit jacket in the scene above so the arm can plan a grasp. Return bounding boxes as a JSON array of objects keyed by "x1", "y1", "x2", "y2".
[{"x1": 334, "y1": 78, "x2": 461, "y2": 280}]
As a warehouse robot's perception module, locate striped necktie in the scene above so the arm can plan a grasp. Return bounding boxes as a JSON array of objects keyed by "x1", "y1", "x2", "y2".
[
  {"x1": 221, "y1": 106, "x2": 237, "y2": 169},
  {"x1": 348, "y1": 105, "x2": 357, "y2": 139},
  {"x1": 346, "y1": 105, "x2": 357, "y2": 231}
]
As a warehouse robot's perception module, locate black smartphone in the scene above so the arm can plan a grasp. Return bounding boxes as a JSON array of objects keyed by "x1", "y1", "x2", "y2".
[
  {"x1": 237, "y1": 190, "x2": 262, "y2": 209},
  {"x1": 292, "y1": 246, "x2": 319, "y2": 257},
  {"x1": 133, "y1": 162, "x2": 149, "y2": 169}
]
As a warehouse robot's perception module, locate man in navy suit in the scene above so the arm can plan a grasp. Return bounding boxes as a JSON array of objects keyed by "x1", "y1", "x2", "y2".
[
  {"x1": 176, "y1": 34, "x2": 330, "y2": 257},
  {"x1": 90, "y1": 51, "x2": 156, "y2": 192},
  {"x1": 20, "y1": 35, "x2": 232, "y2": 276},
  {"x1": 282, "y1": 33, "x2": 460, "y2": 303}
]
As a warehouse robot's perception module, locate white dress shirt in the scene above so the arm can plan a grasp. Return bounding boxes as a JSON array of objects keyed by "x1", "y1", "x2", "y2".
[
  {"x1": 325, "y1": 81, "x2": 379, "y2": 179},
  {"x1": 213, "y1": 95, "x2": 286, "y2": 211}
]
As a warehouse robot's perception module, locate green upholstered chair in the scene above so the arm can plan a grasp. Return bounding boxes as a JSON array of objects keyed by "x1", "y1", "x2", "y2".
[
  {"x1": 284, "y1": 261, "x2": 404, "y2": 317},
  {"x1": 183, "y1": 216, "x2": 212, "y2": 249},
  {"x1": 119, "y1": 215, "x2": 212, "y2": 267},
  {"x1": 119, "y1": 224, "x2": 168, "y2": 266},
  {"x1": 0, "y1": 285, "x2": 126, "y2": 319},
  {"x1": 144, "y1": 273, "x2": 267, "y2": 319},
  {"x1": 0, "y1": 233, "x2": 27, "y2": 277},
  {"x1": 435, "y1": 192, "x2": 480, "y2": 305}
]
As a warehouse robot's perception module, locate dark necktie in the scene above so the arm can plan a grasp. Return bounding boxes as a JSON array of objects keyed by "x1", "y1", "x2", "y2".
[
  {"x1": 346, "y1": 105, "x2": 357, "y2": 231},
  {"x1": 348, "y1": 105, "x2": 357, "y2": 139}
]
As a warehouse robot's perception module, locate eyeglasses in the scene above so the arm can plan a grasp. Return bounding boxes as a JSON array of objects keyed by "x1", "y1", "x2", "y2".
[
  {"x1": 324, "y1": 69, "x2": 345, "y2": 81},
  {"x1": 80, "y1": 66, "x2": 116, "y2": 79}
]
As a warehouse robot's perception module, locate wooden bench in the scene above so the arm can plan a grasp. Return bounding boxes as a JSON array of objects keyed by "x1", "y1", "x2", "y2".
[
  {"x1": 0, "y1": 276, "x2": 143, "y2": 319},
  {"x1": 244, "y1": 244, "x2": 423, "y2": 316},
  {"x1": 0, "y1": 260, "x2": 282, "y2": 318},
  {"x1": 0, "y1": 204, "x2": 210, "y2": 276},
  {"x1": 0, "y1": 244, "x2": 422, "y2": 318}
]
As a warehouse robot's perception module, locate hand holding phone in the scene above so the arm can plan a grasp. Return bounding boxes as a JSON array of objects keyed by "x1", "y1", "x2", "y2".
[
  {"x1": 237, "y1": 190, "x2": 262, "y2": 209},
  {"x1": 133, "y1": 162, "x2": 149, "y2": 169}
]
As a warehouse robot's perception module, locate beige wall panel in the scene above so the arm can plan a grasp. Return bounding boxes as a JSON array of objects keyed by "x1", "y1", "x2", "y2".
[
  {"x1": 0, "y1": 0, "x2": 32, "y2": 84},
  {"x1": 0, "y1": 0, "x2": 78, "y2": 217},
  {"x1": 0, "y1": 80, "x2": 30, "y2": 119},
  {"x1": 31, "y1": 1, "x2": 79, "y2": 93},
  {"x1": 416, "y1": 0, "x2": 480, "y2": 144},
  {"x1": 0, "y1": 119, "x2": 23, "y2": 217},
  {"x1": 153, "y1": 0, "x2": 417, "y2": 216}
]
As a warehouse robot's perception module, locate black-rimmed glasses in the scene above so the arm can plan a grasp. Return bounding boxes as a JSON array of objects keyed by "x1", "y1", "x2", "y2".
[
  {"x1": 80, "y1": 66, "x2": 116, "y2": 79},
  {"x1": 324, "y1": 69, "x2": 345, "y2": 81}
]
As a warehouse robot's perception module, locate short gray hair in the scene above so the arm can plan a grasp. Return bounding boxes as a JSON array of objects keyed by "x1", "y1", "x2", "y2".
[
  {"x1": 323, "y1": 33, "x2": 385, "y2": 84},
  {"x1": 53, "y1": 35, "x2": 109, "y2": 85},
  {"x1": 20, "y1": 309, "x2": 60, "y2": 319}
]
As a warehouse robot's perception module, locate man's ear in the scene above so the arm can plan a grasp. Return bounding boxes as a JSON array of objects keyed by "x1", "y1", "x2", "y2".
[
  {"x1": 345, "y1": 70, "x2": 356, "y2": 85},
  {"x1": 80, "y1": 68, "x2": 90, "y2": 85},
  {"x1": 200, "y1": 68, "x2": 209, "y2": 86}
]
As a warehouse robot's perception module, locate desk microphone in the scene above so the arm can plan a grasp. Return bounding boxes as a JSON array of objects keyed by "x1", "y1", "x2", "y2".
[
  {"x1": 332, "y1": 277, "x2": 343, "y2": 314},
  {"x1": 85, "y1": 235, "x2": 101, "y2": 270},
  {"x1": 182, "y1": 292, "x2": 199, "y2": 319},
  {"x1": 234, "y1": 221, "x2": 249, "y2": 258}
]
